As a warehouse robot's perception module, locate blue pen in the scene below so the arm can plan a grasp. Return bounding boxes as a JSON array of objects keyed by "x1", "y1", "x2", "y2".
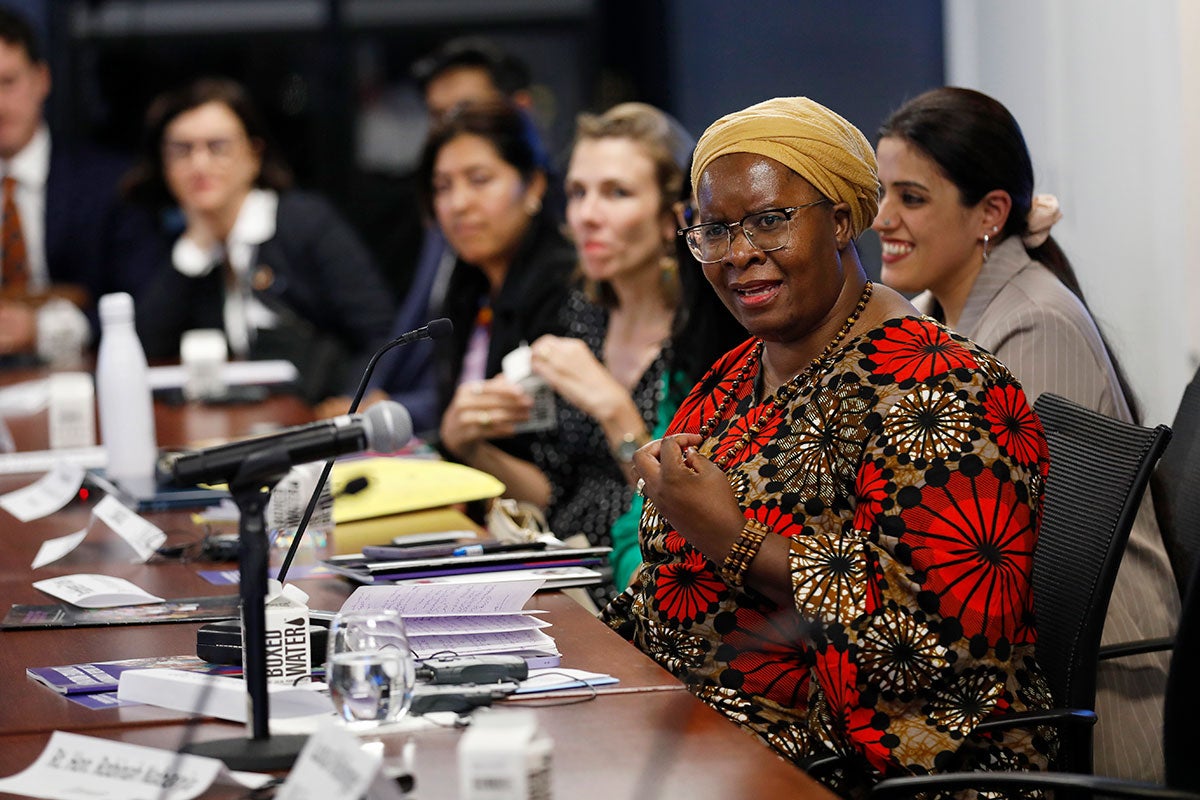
[{"x1": 452, "y1": 542, "x2": 547, "y2": 557}]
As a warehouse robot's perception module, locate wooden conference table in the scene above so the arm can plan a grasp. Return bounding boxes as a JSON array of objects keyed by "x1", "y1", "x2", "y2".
[{"x1": 0, "y1": 384, "x2": 833, "y2": 799}]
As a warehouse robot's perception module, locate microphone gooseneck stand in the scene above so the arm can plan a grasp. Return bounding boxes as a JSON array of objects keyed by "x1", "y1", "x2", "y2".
[
  {"x1": 276, "y1": 332, "x2": 423, "y2": 582},
  {"x1": 181, "y1": 446, "x2": 308, "y2": 770},
  {"x1": 180, "y1": 318, "x2": 451, "y2": 769}
]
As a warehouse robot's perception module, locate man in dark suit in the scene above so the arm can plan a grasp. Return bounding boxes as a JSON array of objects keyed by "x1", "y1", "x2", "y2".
[{"x1": 0, "y1": 7, "x2": 157, "y2": 356}]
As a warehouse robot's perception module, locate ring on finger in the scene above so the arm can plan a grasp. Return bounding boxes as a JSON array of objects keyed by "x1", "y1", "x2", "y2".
[
  {"x1": 635, "y1": 478, "x2": 645, "y2": 497},
  {"x1": 478, "y1": 411, "x2": 493, "y2": 427}
]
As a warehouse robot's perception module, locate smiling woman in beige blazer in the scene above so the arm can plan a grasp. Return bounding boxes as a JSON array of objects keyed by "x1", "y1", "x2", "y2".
[{"x1": 873, "y1": 85, "x2": 1178, "y2": 782}]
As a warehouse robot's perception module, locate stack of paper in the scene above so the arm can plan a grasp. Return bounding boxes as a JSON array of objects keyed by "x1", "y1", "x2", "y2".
[
  {"x1": 339, "y1": 577, "x2": 560, "y2": 667},
  {"x1": 322, "y1": 546, "x2": 608, "y2": 588}
]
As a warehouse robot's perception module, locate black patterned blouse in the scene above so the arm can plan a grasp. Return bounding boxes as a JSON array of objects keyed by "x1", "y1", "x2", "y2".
[
  {"x1": 602, "y1": 316, "x2": 1057, "y2": 789},
  {"x1": 532, "y1": 289, "x2": 667, "y2": 602}
]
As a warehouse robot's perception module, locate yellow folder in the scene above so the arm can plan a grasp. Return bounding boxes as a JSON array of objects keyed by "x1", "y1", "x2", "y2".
[{"x1": 329, "y1": 457, "x2": 505, "y2": 523}]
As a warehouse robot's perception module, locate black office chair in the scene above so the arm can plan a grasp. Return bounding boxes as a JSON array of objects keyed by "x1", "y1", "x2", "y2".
[
  {"x1": 865, "y1": 394, "x2": 1182, "y2": 798},
  {"x1": 871, "y1": 549, "x2": 1200, "y2": 800},
  {"x1": 1020, "y1": 393, "x2": 1172, "y2": 771},
  {"x1": 803, "y1": 393, "x2": 1171, "y2": 781},
  {"x1": 1153, "y1": 364, "x2": 1200, "y2": 598}
]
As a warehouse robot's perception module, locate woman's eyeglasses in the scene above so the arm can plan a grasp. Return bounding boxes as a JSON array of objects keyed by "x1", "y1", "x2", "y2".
[
  {"x1": 162, "y1": 137, "x2": 243, "y2": 163},
  {"x1": 677, "y1": 199, "x2": 831, "y2": 263}
]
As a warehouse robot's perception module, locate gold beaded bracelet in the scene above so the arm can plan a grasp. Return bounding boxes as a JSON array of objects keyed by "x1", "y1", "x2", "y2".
[{"x1": 719, "y1": 518, "x2": 772, "y2": 588}]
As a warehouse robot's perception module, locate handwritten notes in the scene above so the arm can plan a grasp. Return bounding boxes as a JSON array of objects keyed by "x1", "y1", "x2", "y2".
[{"x1": 340, "y1": 578, "x2": 544, "y2": 616}]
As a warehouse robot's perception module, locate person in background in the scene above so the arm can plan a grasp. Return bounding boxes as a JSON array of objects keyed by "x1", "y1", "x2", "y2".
[
  {"x1": 413, "y1": 36, "x2": 535, "y2": 124},
  {"x1": 0, "y1": 6, "x2": 158, "y2": 358},
  {"x1": 603, "y1": 96, "x2": 1056, "y2": 790},
  {"x1": 317, "y1": 37, "x2": 541, "y2": 431},
  {"x1": 428, "y1": 100, "x2": 572, "y2": 464},
  {"x1": 608, "y1": 157, "x2": 746, "y2": 591},
  {"x1": 873, "y1": 85, "x2": 1179, "y2": 782},
  {"x1": 123, "y1": 77, "x2": 394, "y2": 404},
  {"x1": 451, "y1": 102, "x2": 703, "y2": 604}
]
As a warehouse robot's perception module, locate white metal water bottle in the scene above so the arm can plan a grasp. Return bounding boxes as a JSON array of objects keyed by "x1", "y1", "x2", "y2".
[{"x1": 96, "y1": 292, "x2": 158, "y2": 498}]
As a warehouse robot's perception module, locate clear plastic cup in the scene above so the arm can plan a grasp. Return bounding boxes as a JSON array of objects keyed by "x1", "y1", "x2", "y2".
[{"x1": 325, "y1": 609, "x2": 415, "y2": 726}]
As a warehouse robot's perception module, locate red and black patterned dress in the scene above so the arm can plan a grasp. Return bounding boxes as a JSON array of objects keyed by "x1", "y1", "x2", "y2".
[{"x1": 602, "y1": 316, "x2": 1057, "y2": 788}]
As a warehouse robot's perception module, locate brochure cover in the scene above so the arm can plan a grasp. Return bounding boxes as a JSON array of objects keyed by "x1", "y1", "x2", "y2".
[
  {"x1": 28, "y1": 655, "x2": 240, "y2": 695},
  {"x1": 1, "y1": 595, "x2": 239, "y2": 630}
]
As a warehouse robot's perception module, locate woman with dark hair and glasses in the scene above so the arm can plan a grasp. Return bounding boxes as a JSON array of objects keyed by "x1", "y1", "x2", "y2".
[
  {"x1": 874, "y1": 85, "x2": 1178, "y2": 781},
  {"x1": 603, "y1": 96, "x2": 1056, "y2": 791},
  {"x1": 123, "y1": 77, "x2": 394, "y2": 403}
]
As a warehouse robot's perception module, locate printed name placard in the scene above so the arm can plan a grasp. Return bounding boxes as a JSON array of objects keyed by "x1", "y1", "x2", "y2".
[
  {"x1": 0, "y1": 730, "x2": 271, "y2": 800},
  {"x1": 276, "y1": 721, "x2": 405, "y2": 800},
  {"x1": 92, "y1": 494, "x2": 167, "y2": 562},
  {"x1": 0, "y1": 461, "x2": 85, "y2": 522}
]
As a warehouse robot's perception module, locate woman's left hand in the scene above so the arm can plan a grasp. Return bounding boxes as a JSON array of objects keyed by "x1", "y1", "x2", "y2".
[{"x1": 633, "y1": 434, "x2": 745, "y2": 556}]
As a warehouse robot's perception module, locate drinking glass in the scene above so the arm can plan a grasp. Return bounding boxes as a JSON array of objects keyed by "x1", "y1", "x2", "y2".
[{"x1": 325, "y1": 609, "x2": 415, "y2": 726}]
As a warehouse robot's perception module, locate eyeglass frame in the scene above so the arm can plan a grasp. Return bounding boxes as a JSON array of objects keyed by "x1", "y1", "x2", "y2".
[
  {"x1": 161, "y1": 135, "x2": 250, "y2": 164},
  {"x1": 676, "y1": 199, "x2": 832, "y2": 264}
]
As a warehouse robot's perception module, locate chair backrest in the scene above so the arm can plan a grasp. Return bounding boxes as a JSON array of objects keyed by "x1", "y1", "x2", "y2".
[
  {"x1": 1163, "y1": 546, "x2": 1200, "y2": 790},
  {"x1": 1152, "y1": 364, "x2": 1200, "y2": 597},
  {"x1": 1030, "y1": 392, "x2": 1172, "y2": 772}
]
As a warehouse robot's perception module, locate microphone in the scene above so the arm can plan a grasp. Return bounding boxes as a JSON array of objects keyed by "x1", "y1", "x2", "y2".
[
  {"x1": 277, "y1": 318, "x2": 454, "y2": 583},
  {"x1": 388, "y1": 317, "x2": 453, "y2": 349},
  {"x1": 169, "y1": 401, "x2": 413, "y2": 487}
]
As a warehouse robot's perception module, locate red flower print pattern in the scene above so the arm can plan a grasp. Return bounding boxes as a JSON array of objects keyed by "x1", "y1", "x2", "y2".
[
  {"x1": 898, "y1": 465, "x2": 1037, "y2": 647},
  {"x1": 854, "y1": 460, "x2": 889, "y2": 530},
  {"x1": 864, "y1": 319, "x2": 978, "y2": 382},
  {"x1": 983, "y1": 383, "x2": 1046, "y2": 466},
  {"x1": 653, "y1": 550, "x2": 725, "y2": 623}
]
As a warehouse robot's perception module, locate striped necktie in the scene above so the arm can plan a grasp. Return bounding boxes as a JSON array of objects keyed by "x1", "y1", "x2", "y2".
[{"x1": 1, "y1": 175, "x2": 28, "y2": 294}]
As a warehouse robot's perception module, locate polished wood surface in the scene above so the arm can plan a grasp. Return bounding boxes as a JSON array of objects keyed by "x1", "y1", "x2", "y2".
[{"x1": 0, "y1": 389, "x2": 833, "y2": 799}]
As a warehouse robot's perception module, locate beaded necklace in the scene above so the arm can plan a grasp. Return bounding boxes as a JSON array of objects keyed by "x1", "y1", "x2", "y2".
[{"x1": 698, "y1": 281, "x2": 874, "y2": 469}]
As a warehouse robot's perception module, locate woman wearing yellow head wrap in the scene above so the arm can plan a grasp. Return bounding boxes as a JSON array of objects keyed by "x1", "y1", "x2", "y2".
[{"x1": 602, "y1": 97, "x2": 1056, "y2": 790}]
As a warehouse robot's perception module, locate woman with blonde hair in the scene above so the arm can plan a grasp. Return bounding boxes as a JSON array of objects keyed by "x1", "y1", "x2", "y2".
[{"x1": 444, "y1": 102, "x2": 696, "y2": 601}]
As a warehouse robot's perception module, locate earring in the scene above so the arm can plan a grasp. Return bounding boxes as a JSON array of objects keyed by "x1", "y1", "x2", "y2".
[
  {"x1": 982, "y1": 233, "x2": 991, "y2": 263},
  {"x1": 526, "y1": 197, "x2": 542, "y2": 216}
]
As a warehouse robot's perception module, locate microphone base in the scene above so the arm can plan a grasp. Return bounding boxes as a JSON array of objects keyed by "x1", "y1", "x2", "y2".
[{"x1": 181, "y1": 733, "x2": 310, "y2": 771}]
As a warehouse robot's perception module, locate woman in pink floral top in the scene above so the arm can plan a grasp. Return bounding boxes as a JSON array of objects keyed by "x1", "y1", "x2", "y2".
[{"x1": 602, "y1": 96, "x2": 1055, "y2": 791}]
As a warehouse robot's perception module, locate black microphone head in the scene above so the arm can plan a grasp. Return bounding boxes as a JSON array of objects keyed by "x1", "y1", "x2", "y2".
[
  {"x1": 361, "y1": 401, "x2": 413, "y2": 454},
  {"x1": 426, "y1": 318, "x2": 453, "y2": 341}
]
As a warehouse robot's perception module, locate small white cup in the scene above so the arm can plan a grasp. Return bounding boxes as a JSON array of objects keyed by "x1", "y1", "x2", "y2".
[
  {"x1": 47, "y1": 372, "x2": 96, "y2": 449},
  {"x1": 180, "y1": 329, "x2": 228, "y2": 401}
]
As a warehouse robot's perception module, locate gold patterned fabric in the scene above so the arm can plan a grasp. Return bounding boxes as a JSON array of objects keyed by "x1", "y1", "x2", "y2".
[{"x1": 602, "y1": 316, "x2": 1057, "y2": 792}]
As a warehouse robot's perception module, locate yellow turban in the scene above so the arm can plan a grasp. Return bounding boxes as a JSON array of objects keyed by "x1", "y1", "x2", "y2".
[{"x1": 691, "y1": 97, "x2": 879, "y2": 239}]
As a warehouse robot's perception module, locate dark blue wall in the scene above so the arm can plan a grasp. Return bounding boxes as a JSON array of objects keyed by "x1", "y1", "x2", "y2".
[
  {"x1": 667, "y1": 0, "x2": 944, "y2": 142},
  {"x1": 665, "y1": 0, "x2": 945, "y2": 274}
]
